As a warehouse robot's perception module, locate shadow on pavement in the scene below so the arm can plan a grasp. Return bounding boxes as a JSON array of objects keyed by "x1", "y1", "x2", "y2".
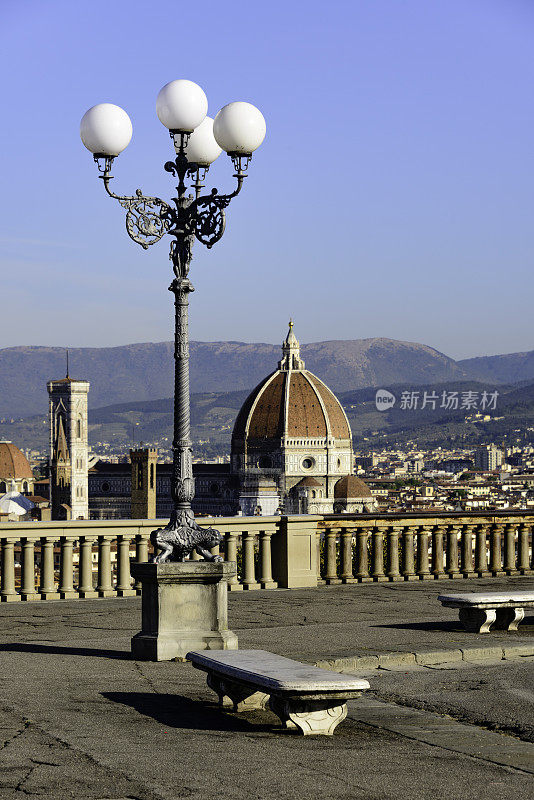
[
  {"x1": 373, "y1": 615, "x2": 534, "y2": 632},
  {"x1": 0, "y1": 642, "x2": 131, "y2": 659},
  {"x1": 372, "y1": 620, "x2": 460, "y2": 632},
  {"x1": 103, "y1": 691, "x2": 276, "y2": 733}
]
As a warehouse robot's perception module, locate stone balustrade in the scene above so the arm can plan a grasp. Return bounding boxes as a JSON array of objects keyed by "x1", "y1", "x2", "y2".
[
  {"x1": 317, "y1": 513, "x2": 533, "y2": 584},
  {"x1": 0, "y1": 512, "x2": 532, "y2": 601}
]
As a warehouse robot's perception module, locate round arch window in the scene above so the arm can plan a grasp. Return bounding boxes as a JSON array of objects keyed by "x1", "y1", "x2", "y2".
[{"x1": 302, "y1": 457, "x2": 315, "y2": 470}]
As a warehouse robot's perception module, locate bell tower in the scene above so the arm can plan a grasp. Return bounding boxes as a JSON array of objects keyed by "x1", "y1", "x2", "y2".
[
  {"x1": 130, "y1": 448, "x2": 157, "y2": 519},
  {"x1": 48, "y1": 361, "x2": 90, "y2": 520}
]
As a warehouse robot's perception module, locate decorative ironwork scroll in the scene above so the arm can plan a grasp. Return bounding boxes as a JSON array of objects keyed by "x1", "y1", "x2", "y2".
[{"x1": 116, "y1": 190, "x2": 171, "y2": 249}]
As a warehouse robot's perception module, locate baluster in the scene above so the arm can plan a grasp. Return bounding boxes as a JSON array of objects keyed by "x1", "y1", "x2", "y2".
[
  {"x1": 431, "y1": 525, "x2": 446, "y2": 579},
  {"x1": 78, "y1": 535, "x2": 97, "y2": 598},
  {"x1": 59, "y1": 536, "x2": 77, "y2": 599},
  {"x1": 316, "y1": 531, "x2": 324, "y2": 584},
  {"x1": 224, "y1": 531, "x2": 242, "y2": 591},
  {"x1": 446, "y1": 524, "x2": 461, "y2": 579},
  {"x1": 340, "y1": 528, "x2": 355, "y2": 583},
  {"x1": 371, "y1": 527, "x2": 386, "y2": 582},
  {"x1": 386, "y1": 526, "x2": 402, "y2": 581},
  {"x1": 39, "y1": 536, "x2": 59, "y2": 599},
  {"x1": 259, "y1": 530, "x2": 277, "y2": 589},
  {"x1": 96, "y1": 535, "x2": 115, "y2": 597},
  {"x1": 1, "y1": 539, "x2": 20, "y2": 602},
  {"x1": 518, "y1": 523, "x2": 532, "y2": 575},
  {"x1": 21, "y1": 538, "x2": 38, "y2": 601},
  {"x1": 133, "y1": 533, "x2": 149, "y2": 593},
  {"x1": 325, "y1": 528, "x2": 340, "y2": 584},
  {"x1": 460, "y1": 524, "x2": 475, "y2": 578},
  {"x1": 209, "y1": 542, "x2": 220, "y2": 560},
  {"x1": 503, "y1": 523, "x2": 518, "y2": 575},
  {"x1": 116, "y1": 535, "x2": 135, "y2": 596},
  {"x1": 402, "y1": 526, "x2": 417, "y2": 581},
  {"x1": 474, "y1": 524, "x2": 490, "y2": 577},
  {"x1": 416, "y1": 525, "x2": 431, "y2": 580},
  {"x1": 242, "y1": 531, "x2": 260, "y2": 590},
  {"x1": 489, "y1": 524, "x2": 505, "y2": 576},
  {"x1": 355, "y1": 528, "x2": 371, "y2": 582}
]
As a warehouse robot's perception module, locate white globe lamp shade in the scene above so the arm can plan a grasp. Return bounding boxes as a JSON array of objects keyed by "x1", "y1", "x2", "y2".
[
  {"x1": 156, "y1": 79, "x2": 208, "y2": 132},
  {"x1": 185, "y1": 117, "x2": 222, "y2": 166},
  {"x1": 80, "y1": 103, "x2": 132, "y2": 156},
  {"x1": 213, "y1": 102, "x2": 266, "y2": 155}
]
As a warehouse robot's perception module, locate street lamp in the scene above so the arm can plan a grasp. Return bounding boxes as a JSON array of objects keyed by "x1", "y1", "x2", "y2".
[{"x1": 80, "y1": 79, "x2": 265, "y2": 558}]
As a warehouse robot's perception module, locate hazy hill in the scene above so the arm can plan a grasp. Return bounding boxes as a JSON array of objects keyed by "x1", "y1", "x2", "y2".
[
  {"x1": 0, "y1": 337, "x2": 467, "y2": 418},
  {"x1": 458, "y1": 349, "x2": 534, "y2": 384}
]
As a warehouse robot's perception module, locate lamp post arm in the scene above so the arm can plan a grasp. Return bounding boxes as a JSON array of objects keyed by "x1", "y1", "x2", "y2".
[
  {"x1": 188, "y1": 171, "x2": 246, "y2": 250},
  {"x1": 99, "y1": 173, "x2": 171, "y2": 250}
]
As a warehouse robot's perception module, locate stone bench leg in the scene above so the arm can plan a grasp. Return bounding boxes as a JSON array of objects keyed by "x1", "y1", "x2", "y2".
[
  {"x1": 459, "y1": 607, "x2": 496, "y2": 633},
  {"x1": 206, "y1": 673, "x2": 269, "y2": 712},
  {"x1": 268, "y1": 696, "x2": 348, "y2": 736},
  {"x1": 494, "y1": 607, "x2": 524, "y2": 631}
]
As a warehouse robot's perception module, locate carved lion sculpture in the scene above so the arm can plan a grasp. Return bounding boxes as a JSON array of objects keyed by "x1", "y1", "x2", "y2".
[{"x1": 150, "y1": 518, "x2": 223, "y2": 563}]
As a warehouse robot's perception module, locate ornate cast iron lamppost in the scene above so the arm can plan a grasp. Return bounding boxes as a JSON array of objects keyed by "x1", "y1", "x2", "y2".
[{"x1": 80, "y1": 80, "x2": 265, "y2": 560}]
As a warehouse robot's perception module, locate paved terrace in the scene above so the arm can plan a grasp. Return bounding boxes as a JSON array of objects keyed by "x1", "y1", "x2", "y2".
[{"x1": 1, "y1": 577, "x2": 533, "y2": 799}]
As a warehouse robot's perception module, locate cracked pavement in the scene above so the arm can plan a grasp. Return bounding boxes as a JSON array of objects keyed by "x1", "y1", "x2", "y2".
[{"x1": 0, "y1": 578, "x2": 533, "y2": 799}]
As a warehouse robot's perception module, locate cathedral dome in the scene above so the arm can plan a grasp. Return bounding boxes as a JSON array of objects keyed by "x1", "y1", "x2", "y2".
[
  {"x1": 334, "y1": 475, "x2": 373, "y2": 499},
  {"x1": 0, "y1": 442, "x2": 32, "y2": 480},
  {"x1": 232, "y1": 323, "x2": 351, "y2": 446}
]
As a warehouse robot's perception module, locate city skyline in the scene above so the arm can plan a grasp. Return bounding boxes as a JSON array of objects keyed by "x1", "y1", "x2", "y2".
[{"x1": 2, "y1": 0, "x2": 534, "y2": 359}]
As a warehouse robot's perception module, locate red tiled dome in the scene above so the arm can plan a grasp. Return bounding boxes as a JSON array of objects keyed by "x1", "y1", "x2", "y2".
[
  {"x1": 0, "y1": 442, "x2": 33, "y2": 480},
  {"x1": 232, "y1": 325, "x2": 351, "y2": 446},
  {"x1": 334, "y1": 475, "x2": 373, "y2": 499}
]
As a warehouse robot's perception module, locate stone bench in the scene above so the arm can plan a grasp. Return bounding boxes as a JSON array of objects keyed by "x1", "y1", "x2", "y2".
[
  {"x1": 187, "y1": 649, "x2": 370, "y2": 735},
  {"x1": 438, "y1": 591, "x2": 534, "y2": 633}
]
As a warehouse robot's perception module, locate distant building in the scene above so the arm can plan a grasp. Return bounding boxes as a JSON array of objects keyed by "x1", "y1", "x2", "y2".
[
  {"x1": 405, "y1": 457, "x2": 424, "y2": 474},
  {"x1": 354, "y1": 453, "x2": 378, "y2": 470},
  {"x1": 130, "y1": 448, "x2": 157, "y2": 519},
  {"x1": 231, "y1": 322, "x2": 358, "y2": 514},
  {"x1": 0, "y1": 441, "x2": 34, "y2": 495},
  {"x1": 474, "y1": 445, "x2": 502, "y2": 471},
  {"x1": 48, "y1": 373, "x2": 90, "y2": 519}
]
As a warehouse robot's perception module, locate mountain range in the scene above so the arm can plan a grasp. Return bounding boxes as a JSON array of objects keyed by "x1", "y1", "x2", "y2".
[{"x1": 2, "y1": 338, "x2": 534, "y2": 419}]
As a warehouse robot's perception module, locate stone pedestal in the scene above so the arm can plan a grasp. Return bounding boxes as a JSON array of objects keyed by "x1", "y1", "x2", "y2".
[
  {"x1": 130, "y1": 561, "x2": 238, "y2": 661},
  {"x1": 271, "y1": 516, "x2": 320, "y2": 588}
]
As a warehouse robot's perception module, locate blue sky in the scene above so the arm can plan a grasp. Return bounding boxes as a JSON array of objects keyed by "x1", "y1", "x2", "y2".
[{"x1": 1, "y1": 0, "x2": 533, "y2": 359}]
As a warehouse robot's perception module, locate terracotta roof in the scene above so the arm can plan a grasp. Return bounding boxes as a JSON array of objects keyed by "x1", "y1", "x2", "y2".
[
  {"x1": 232, "y1": 369, "x2": 351, "y2": 443},
  {"x1": 248, "y1": 373, "x2": 286, "y2": 439},
  {"x1": 0, "y1": 442, "x2": 33, "y2": 480},
  {"x1": 294, "y1": 477, "x2": 322, "y2": 488},
  {"x1": 306, "y1": 374, "x2": 351, "y2": 439},
  {"x1": 334, "y1": 475, "x2": 373, "y2": 499},
  {"x1": 287, "y1": 372, "x2": 327, "y2": 437}
]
